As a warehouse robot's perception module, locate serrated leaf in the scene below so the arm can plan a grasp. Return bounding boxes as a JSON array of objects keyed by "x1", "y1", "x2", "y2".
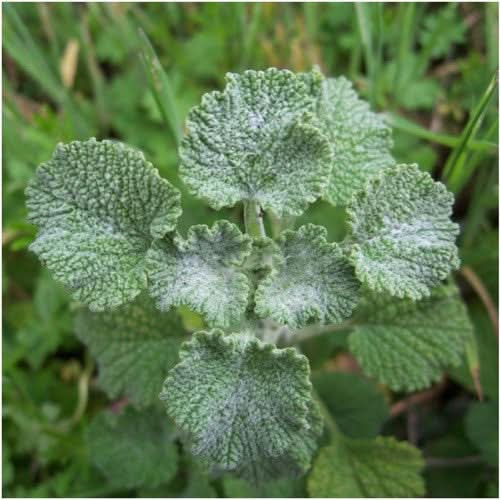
[
  {"x1": 26, "y1": 139, "x2": 182, "y2": 311},
  {"x1": 465, "y1": 401, "x2": 499, "y2": 466},
  {"x1": 255, "y1": 224, "x2": 360, "y2": 328},
  {"x1": 317, "y1": 77, "x2": 395, "y2": 206},
  {"x1": 179, "y1": 68, "x2": 333, "y2": 216},
  {"x1": 349, "y1": 283, "x2": 472, "y2": 392},
  {"x1": 87, "y1": 407, "x2": 178, "y2": 490},
  {"x1": 312, "y1": 372, "x2": 388, "y2": 438},
  {"x1": 146, "y1": 221, "x2": 251, "y2": 328},
  {"x1": 75, "y1": 294, "x2": 187, "y2": 408},
  {"x1": 308, "y1": 437, "x2": 425, "y2": 497},
  {"x1": 347, "y1": 164, "x2": 459, "y2": 300},
  {"x1": 160, "y1": 330, "x2": 321, "y2": 481}
]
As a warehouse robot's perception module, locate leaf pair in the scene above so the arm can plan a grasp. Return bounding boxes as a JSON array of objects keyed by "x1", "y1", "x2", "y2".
[
  {"x1": 26, "y1": 139, "x2": 252, "y2": 328},
  {"x1": 179, "y1": 68, "x2": 395, "y2": 214},
  {"x1": 254, "y1": 164, "x2": 460, "y2": 329}
]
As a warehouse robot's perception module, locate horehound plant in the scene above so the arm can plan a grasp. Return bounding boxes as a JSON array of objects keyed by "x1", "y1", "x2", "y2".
[{"x1": 26, "y1": 68, "x2": 472, "y2": 495}]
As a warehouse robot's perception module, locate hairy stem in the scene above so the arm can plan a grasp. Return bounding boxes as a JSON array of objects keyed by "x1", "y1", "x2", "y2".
[
  {"x1": 244, "y1": 200, "x2": 266, "y2": 238},
  {"x1": 284, "y1": 321, "x2": 352, "y2": 346}
]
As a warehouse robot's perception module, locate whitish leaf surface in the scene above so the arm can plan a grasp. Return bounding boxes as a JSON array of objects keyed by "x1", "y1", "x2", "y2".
[
  {"x1": 308, "y1": 437, "x2": 424, "y2": 497},
  {"x1": 160, "y1": 330, "x2": 320, "y2": 480},
  {"x1": 147, "y1": 221, "x2": 251, "y2": 328},
  {"x1": 179, "y1": 68, "x2": 332, "y2": 216},
  {"x1": 349, "y1": 283, "x2": 472, "y2": 391},
  {"x1": 87, "y1": 407, "x2": 178, "y2": 490},
  {"x1": 465, "y1": 401, "x2": 498, "y2": 466},
  {"x1": 255, "y1": 224, "x2": 360, "y2": 328},
  {"x1": 312, "y1": 372, "x2": 388, "y2": 438},
  {"x1": 26, "y1": 139, "x2": 181, "y2": 311},
  {"x1": 347, "y1": 164, "x2": 459, "y2": 300},
  {"x1": 317, "y1": 77, "x2": 395, "y2": 206},
  {"x1": 75, "y1": 294, "x2": 187, "y2": 408}
]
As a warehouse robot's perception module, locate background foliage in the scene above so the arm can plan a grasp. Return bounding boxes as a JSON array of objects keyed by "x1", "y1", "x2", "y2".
[{"x1": 2, "y1": 2, "x2": 498, "y2": 497}]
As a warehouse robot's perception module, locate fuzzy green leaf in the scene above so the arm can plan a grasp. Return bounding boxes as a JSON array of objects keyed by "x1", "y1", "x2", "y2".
[
  {"x1": 317, "y1": 77, "x2": 395, "y2": 206},
  {"x1": 75, "y1": 294, "x2": 187, "y2": 408},
  {"x1": 255, "y1": 224, "x2": 360, "y2": 328},
  {"x1": 347, "y1": 164, "x2": 459, "y2": 300},
  {"x1": 87, "y1": 407, "x2": 178, "y2": 490},
  {"x1": 308, "y1": 437, "x2": 425, "y2": 497},
  {"x1": 179, "y1": 68, "x2": 333, "y2": 216},
  {"x1": 312, "y1": 372, "x2": 388, "y2": 438},
  {"x1": 160, "y1": 330, "x2": 321, "y2": 481},
  {"x1": 349, "y1": 283, "x2": 472, "y2": 391},
  {"x1": 26, "y1": 139, "x2": 181, "y2": 311},
  {"x1": 465, "y1": 401, "x2": 498, "y2": 466},
  {"x1": 146, "y1": 221, "x2": 251, "y2": 328}
]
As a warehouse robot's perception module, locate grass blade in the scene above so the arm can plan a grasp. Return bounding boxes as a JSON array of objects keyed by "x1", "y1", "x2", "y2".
[
  {"x1": 443, "y1": 73, "x2": 497, "y2": 191},
  {"x1": 138, "y1": 28, "x2": 181, "y2": 149},
  {"x1": 386, "y1": 113, "x2": 497, "y2": 154},
  {"x1": 240, "y1": 3, "x2": 262, "y2": 70}
]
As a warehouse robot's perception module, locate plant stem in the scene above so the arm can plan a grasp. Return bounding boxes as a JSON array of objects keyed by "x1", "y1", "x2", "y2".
[
  {"x1": 461, "y1": 266, "x2": 499, "y2": 338},
  {"x1": 243, "y1": 200, "x2": 266, "y2": 238},
  {"x1": 390, "y1": 379, "x2": 446, "y2": 417},
  {"x1": 425, "y1": 456, "x2": 483, "y2": 468},
  {"x1": 284, "y1": 322, "x2": 352, "y2": 346}
]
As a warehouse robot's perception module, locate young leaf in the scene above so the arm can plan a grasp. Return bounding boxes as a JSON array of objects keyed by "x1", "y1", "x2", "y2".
[
  {"x1": 26, "y1": 139, "x2": 182, "y2": 311},
  {"x1": 308, "y1": 437, "x2": 425, "y2": 497},
  {"x1": 465, "y1": 401, "x2": 499, "y2": 466},
  {"x1": 146, "y1": 220, "x2": 252, "y2": 328},
  {"x1": 349, "y1": 283, "x2": 472, "y2": 392},
  {"x1": 312, "y1": 372, "x2": 388, "y2": 438},
  {"x1": 87, "y1": 407, "x2": 178, "y2": 490},
  {"x1": 347, "y1": 164, "x2": 459, "y2": 300},
  {"x1": 179, "y1": 68, "x2": 333, "y2": 216},
  {"x1": 75, "y1": 294, "x2": 187, "y2": 408},
  {"x1": 160, "y1": 330, "x2": 321, "y2": 481},
  {"x1": 255, "y1": 224, "x2": 360, "y2": 328},
  {"x1": 317, "y1": 77, "x2": 395, "y2": 206}
]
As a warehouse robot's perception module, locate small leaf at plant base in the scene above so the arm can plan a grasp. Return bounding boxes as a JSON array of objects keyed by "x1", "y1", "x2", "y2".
[
  {"x1": 179, "y1": 68, "x2": 333, "y2": 216},
  {"x1": 347, "y1": 164, "x2": 459, "y2": 300},
  {"x1": 75, "y1": 294, "x2": 187, "y2": 409},
  {"x1": 312, "y1": 371, "x2": 388, "y2": 438},
  {"x1": 26, "y1": 139, "x2": 182, "y2": 311},
  {"x1": 87, "y1": 407, "x2": 178, "y2": 490},
  {"x1": 160, "y1": 330, "x2": 321, "y2": 481},
  {"x1": 348, "y1": 283, "x2": 472, "y2": 392},
  {"x1": 317, "y1": 77, "x2": 395, "y2": 206},
  {"x1": 308, "y1": 436, "x2": 425, "y2": 497},
  {"x1": 255, "y1": 224, "x2": 360, "y2": 328},
  {"x1": 146, "y1": 220, "x2": 252, "y2": 328},
  {"x1": 465, "y1": 400, "x2": 499, "y2": 466}
]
